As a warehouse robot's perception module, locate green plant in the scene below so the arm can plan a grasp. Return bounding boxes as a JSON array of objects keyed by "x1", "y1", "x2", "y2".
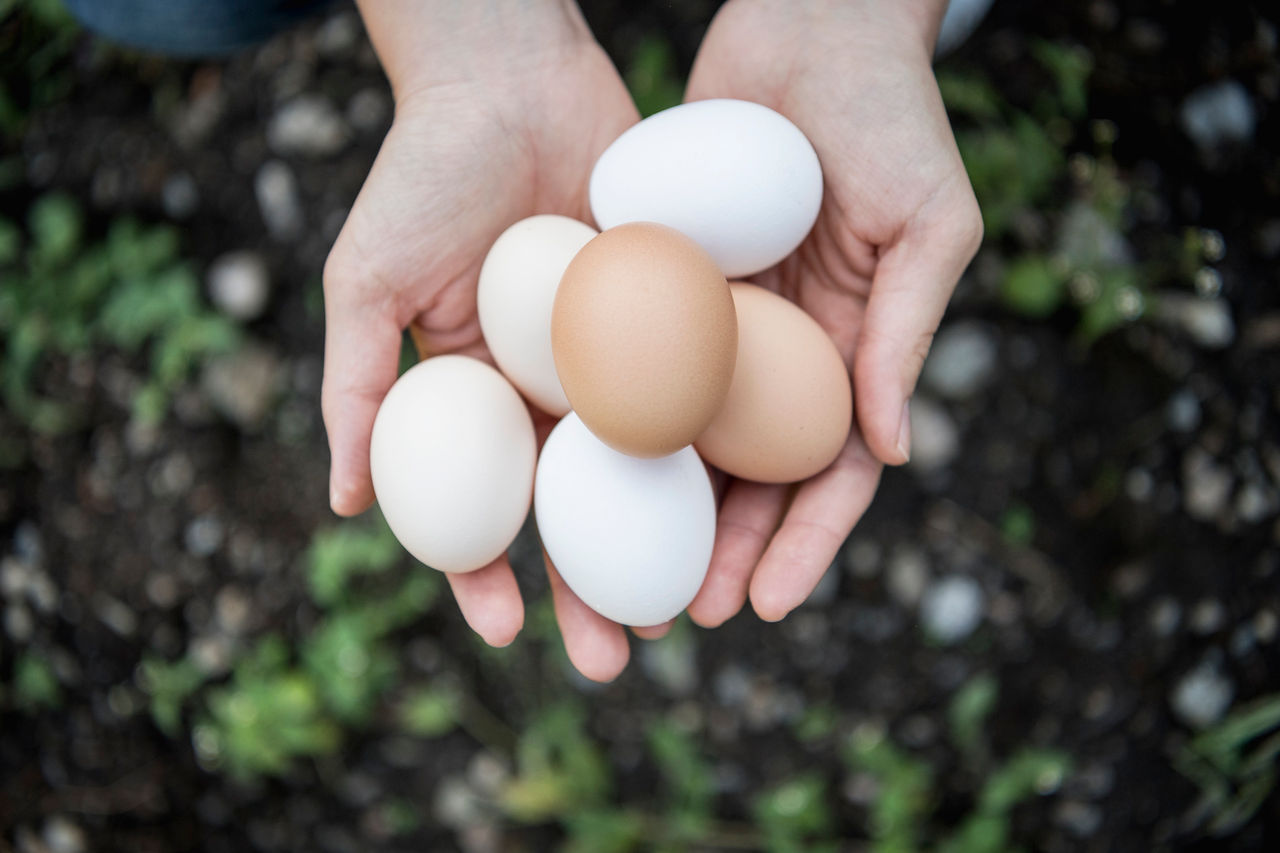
[
  {"x1": 141, "y1": 515, "x2": 443, "y2": 780},
  {"x1": 0, "y1": 0, "x2": 81, "y2": 144},
  {"x1": 625, "y1": 34, "x2": 684, "y2": 118},
  {"x1": 10, "y1": 649, "x2": 62, "y2": 712},
  {"x1": 501, "y1": 703, "x2": 613, "y2": 823},
  {"x1": 843, "y1": 673, "x2": 1070, "y2": 853},
  {"x1": 752, "y1": 773, "x2": 837, "y2": 853},
  {"x1": 648, "y1": 719, "x2": 717, "y2": 842},
  {"x1": 1175, "y1": 693, "x2": 1280, "y2": 836},
  {"x1": 0, "y1": 194, "x2": 239, "y2": 444}
]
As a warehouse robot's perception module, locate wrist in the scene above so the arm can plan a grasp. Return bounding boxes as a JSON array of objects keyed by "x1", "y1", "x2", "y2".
[
  {"x1": 714, "y1": 0, "x2": 949, "y2": 59},
  {"x1": 356, "y1": 0, "x2": 595, "y2": 104}
]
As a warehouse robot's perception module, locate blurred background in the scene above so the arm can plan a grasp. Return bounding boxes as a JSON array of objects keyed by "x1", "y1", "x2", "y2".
[{"x1": 1, "y1": 1, "x2": 1278, "y2": 851}]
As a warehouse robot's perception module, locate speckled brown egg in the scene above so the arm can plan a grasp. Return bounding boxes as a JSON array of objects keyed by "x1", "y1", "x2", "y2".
[
  {"x1": 551, "y1": 222, "x2": 737, "y2": 458},
  {"x1": 694, "y1": 283, "x2": 852, "y2": 483}
]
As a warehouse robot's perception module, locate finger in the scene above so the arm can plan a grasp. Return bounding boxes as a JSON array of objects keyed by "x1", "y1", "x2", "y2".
[
  {"x1": 543, "y1": 551, "x2": 630, "y2": 683},
  {"x1": 631, "y1": 620, "x2": 674, "y2": 640},
  {"x1": 445, "y1": 556, "x2": 525, "y2": 647},
  {"x1": 749, "y1": 434, "x2": 882, "y2": 622},
  {"x1": 853, "y1": 181, "x2": 983, "y2": 466},
  {"x1": 320, "y1": 268, "x2": 403, "y2": 516},
  {"x1": 687, "y1": 480, "x2": 789, "y2": 628}
]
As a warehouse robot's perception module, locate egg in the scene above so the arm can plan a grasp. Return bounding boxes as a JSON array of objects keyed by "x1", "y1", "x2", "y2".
[
  {"x1": 695, "y1": 283, "x2": 852, "y2": 483},
  {"x1": 589, "y1": 99, "x2": 823, "y2": 278},
  {"x1": 552, "y1": 222, "x2": 737, "y2": 458},
  {"x1": 477, "y1": 215, "x2": 597, "y2": 415},
  {"x1": 535, "y1": 412, "x2": 715, "y2": 626},
  {"x1": 370, "y1": 355, "x2": 536, "y2": 573}
]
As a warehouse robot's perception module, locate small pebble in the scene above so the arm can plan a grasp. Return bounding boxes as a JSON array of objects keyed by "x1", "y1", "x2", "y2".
[
  {"x1": 1170, "y1": 662, "x2": 1234, "y2": 729},
  {"x1": 921, "y1": 322, "x2": 998, "y2": 401},
  {"x1": 1148, "y1": 597, "x2": 1182, "y2": 637},
  {"x1": 1054, "y1": 800, "x2": 1103, "y2": 838},
  {"x1": 1180, "y1": 80, "x2": 1256, "y2": 149},
  {"x1": 161, "y1": 172, "x2": 199, "y2": 219},
  {"x1": 906, "y1": 397, "x2": 960, "y2": 474},
  {"x1": 255, "y1": 160, "x2": 304, "y2": 239},
  {"x1": 4, "y1": 602, "x2": 34, "y2": 642},
  {"x1": 267, "y1": 95, "x2": 350, "y2": 158},
  {"x1": 1254, "y1": 609, "x2": 1278, "y2": 643},
  {"x1": 42, "y1": 815, "x2": 88, "y2": 853},
  {"x1": 185, "y1": 515, "x2": 225, "y2": 558},
  {"x1": 1166, "y1": 390, "x2": 1202, "y2": 433},
  {"x1": 1189, "y1": 598, "x2": 1226, "y2": 635},
  {"x1": 200, "y1": 344, "x2": 285, "y2": 432},
  {"x1": 1182, "y1": 448, "x2": 1233, "y2": 521},
  {"x1": 886, "y1": 547, "x2": 929, "y2": 607},
  {"x1": 207, "y1": 251, "x2": 271, "y2": 322},
  {"x1": 919, "y1": 575, "x2": 984, "y2": 645}
]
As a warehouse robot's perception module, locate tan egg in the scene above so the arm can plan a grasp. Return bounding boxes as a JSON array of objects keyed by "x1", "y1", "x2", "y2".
[
  {"x1": 694, "y1": 283, "x2": 852, "y2": 483},
  {"x1": 552, "y1": 222, "x2": 737, "y2": 458}
]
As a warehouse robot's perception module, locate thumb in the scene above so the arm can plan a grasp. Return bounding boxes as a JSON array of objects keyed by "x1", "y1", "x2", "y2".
[
  {"x1": 321, "y1": 256, "x2": 403, "y2": 517},
  {"x1": 854, "y1": 184, "x2": 982, "y2": 465}
]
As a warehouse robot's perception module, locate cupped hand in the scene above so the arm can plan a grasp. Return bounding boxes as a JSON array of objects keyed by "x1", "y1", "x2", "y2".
[
  {"x1": 683, "y1": 0, "x2": 984, "y2": 627},
  {"x1": 322, "y1": 18, "x2": 654, "y2": 680}
]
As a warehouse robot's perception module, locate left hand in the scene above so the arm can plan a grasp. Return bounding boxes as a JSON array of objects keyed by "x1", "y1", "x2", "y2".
[{"x1": 682, "y1": 0, "x2": 984, "y2": 627}]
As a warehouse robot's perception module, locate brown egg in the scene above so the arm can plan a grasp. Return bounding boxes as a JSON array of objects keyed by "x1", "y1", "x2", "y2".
[
  {"x1": 552, "y1": 222, "x2": 737, "y2": 457},
  {"x1": 694, "y1": 283, "x2": 852, "y2": 483}
]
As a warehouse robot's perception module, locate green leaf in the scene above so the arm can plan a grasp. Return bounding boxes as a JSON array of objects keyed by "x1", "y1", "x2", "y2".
[
  {"x1": 306, "y1": 515, "x2": 401, "y2": 606},
  {"x1": 563, "y1": 808, "x2": 645, "y2": 853},
  {"x1": 502, "y1": 703, "x2": 612, "y2": 822},
  {"x1": 0, "y1": 219, "x2": 20, "y2": 266},
  {"x1": 948, "y1": 672, "x2": 999, "y2": 756},
  {"x1": 937, "y1": 71, "x2": 1006, "y2": 121},
  {"x1": 1000, "y1": 255, "x2": 1066, "y2": 318},
  {"x1": 648, "y1": 718, "x2": 716, "y2": 829},
  {"x1": 141, "y1": 656, "x2": 206, "y2": 736},
  {"x1": 625, "y1": 35, "x2": 685, "y2": 118},
  {"x1": 1030, "y1": 40, "x2": 1093, "y2": 121},
  {"x1": 977, "y1": 749, "x2": 1070, "y2": 815},
  {"x1": 398, "y1": 685, "x2": 459, "y2": 738},
  {"x1": 13, "y1": 651, "x2": 61, "y2": 711},
  {"x1": 752, "y1": 773, "x2": 833, "y2": 841},
  {"x1": 28, "y1": 193, "x2": 81, "y2": 265}
]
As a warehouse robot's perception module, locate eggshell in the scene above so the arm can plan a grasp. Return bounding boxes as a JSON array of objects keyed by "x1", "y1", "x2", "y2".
[
  {"x1": 370, "y1": 355, "x2": 536, "y2": 573},
  {"x1": 477, "y1": 215, "x2": 597, "y2": 415},
  {"x1": 589, "y1": 99, "x2": 823, "y2": 278},
  {"x1": 535, "y1": 412, "x2": 715, "y2": 626},
  {"x1": 552, "y1": 222, "x2": 737, "y2": 458},
  {"x1": 695, "y1": 283, "x2": 852, "y2": 483}
]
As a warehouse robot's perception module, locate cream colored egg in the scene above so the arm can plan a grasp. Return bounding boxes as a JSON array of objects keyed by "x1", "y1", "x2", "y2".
[
  {"x1": 477, "y1": 215, "x2": 597, "y2": 415},
  {"x1": 370, "y1": 355, "x2": 536, "y2": 573}
]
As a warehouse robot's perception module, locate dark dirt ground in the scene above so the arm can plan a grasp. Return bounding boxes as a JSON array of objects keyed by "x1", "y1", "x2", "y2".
[{"x1": 1, "y1": 1, "x2": 1279, "y2": 851}]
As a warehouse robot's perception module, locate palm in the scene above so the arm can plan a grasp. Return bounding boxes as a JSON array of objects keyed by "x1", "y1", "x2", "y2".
[
  {"x1": 322, "y1": 44, "x2": 646, "y2": 668},
  {"x1": 682, "y1": 3, "x2": 980, "y2": 626}
]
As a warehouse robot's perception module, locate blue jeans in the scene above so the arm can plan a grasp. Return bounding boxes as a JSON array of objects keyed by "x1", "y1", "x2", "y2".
[{"x1": 63, "y1": 0, "x2": 335, "y2": 57}]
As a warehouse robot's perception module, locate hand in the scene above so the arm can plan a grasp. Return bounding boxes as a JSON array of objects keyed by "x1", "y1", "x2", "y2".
[
  {"x1": 682, "y1": 0, "x2": 984, "y2": 627},
  {"x1": 324, "y1": 1, "x2": 653, "y2": 679}
]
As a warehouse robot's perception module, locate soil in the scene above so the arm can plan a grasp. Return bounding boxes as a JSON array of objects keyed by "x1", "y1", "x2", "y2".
[{"x1": 1, "y1": 1, "x2": 1278, "y2": 852}]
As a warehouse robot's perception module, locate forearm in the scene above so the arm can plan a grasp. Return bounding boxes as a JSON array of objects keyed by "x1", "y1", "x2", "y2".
[{"x1": 354, "y1": 0, "x2": 594, "y2": 101}]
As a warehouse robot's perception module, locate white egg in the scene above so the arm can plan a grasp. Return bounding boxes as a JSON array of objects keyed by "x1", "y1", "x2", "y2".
[
  {"x1": 370, "y1": 355, "x2": 536, "y2": 573},
  {"x1": 477, "y1": 215, "x2": 597, "y2": 415},
  {"x1": 589, "y1": 99, "x2": 823, "y2": 278},
  {"x1": 535, "y1": 412, "x2": 715, "y2": 626}
]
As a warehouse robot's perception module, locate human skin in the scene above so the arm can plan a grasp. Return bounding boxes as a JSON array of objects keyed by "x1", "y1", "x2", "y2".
[
  {"x1": 680, "y1": 0, "x2": 984, "y2": 629},
  {"x1": 323, "y1": 0, "x2": 981, "y2": 682}
]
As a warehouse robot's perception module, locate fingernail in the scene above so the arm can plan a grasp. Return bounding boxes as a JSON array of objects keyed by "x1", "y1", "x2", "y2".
[{"x1": 897, "y1": 398, "x2": 912, "y2": 463}]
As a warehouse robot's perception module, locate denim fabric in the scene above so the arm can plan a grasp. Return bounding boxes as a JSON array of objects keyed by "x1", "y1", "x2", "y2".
[{"x1": 63, "y1": 0, "x2": 334, "y2": 57}]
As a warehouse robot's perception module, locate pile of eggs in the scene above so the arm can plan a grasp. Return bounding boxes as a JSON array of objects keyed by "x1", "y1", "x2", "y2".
[{"x1": 370, "y1": 99, "x2": 852, "y2": 627}]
